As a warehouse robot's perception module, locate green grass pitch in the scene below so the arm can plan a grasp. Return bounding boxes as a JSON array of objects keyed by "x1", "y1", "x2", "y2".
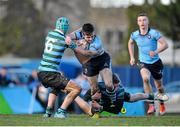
[{"x1": 0, "y1": 114, "x2": 180, "y2": 126}]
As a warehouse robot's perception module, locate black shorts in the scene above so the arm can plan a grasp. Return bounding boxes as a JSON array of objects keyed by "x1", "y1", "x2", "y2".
[
  {"x1": 139, "y1": 59, "x2": 163, "y2": 80},
  {"x1": 37, "y1": 71, "x2": 70, "y2": 90},
  {"x1": 82, "y1": 52, "x2": 111, "y2": 76}
]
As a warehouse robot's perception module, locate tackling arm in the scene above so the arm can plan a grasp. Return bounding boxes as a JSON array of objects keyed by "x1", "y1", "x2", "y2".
[{"x1": 68, "y1": 28, "x2": 82, "y2": 40}]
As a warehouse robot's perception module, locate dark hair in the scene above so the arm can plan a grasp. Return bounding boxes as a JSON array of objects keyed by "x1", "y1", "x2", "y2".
[
  {"x1": 137, "y1": 12, "x2": 148, "y2": 17},
  {"x1": 82, "y1": 23, "x2": 94, "y2": 35},
  {"x1": 112, "y1": 73, "x2": 120, "y2": 84}
]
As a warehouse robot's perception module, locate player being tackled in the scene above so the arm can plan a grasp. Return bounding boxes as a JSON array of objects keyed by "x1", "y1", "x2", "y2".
[{"x1": 74, "y1": 73, "x2": 169, "y2": 118}]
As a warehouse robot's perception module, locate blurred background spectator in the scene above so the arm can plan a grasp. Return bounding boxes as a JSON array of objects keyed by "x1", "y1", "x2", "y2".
[
  {"x1": 27, "y1": 70, "x2": 40, "y2": 92},
  {"x1": 27, "y1": 70, "x2": 48, "y2": 108},
  {"x1": 0, "y1": 67, "x2": 17, "y2": 87}
]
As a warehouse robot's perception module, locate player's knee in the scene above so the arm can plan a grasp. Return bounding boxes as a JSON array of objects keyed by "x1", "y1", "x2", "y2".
[
  {"x1": 73, "y1": 84, "x2": 81, "y2": 95},
  {"x1": 142, "y1": 77, "x2": 149, "y2": 84},
  {"x1": 50, "y1": 89, "x2": 58, "y2": 96},
  {"x1": 69, "y1": 88, "x2": 81, "y2": 98},
  {"x1": 67, "y1": 80, "x2": 82, "y2": 94}
]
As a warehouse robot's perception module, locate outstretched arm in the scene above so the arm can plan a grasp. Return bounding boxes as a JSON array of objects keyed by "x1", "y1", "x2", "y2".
[
  {"x1": 68, "y1": 28, "x2": 82, "y2": 40},
  {"x1": 74, "y1": 96, "x2": 103, "y2": 116},
  {"x1": 66, "y1": 36, "x2": 101, "y2": 57},
  {"x1": 128, "y1": 93, "x2": 154, "y2": 102}
]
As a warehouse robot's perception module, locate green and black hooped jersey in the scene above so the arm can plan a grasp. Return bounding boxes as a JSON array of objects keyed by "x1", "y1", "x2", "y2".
[
  {"x1": 98, "y1": 82, "x2": 125, "y2": 105},
  {"x1": 38, "y1": 29, "x2": 68, "y2": 72}
]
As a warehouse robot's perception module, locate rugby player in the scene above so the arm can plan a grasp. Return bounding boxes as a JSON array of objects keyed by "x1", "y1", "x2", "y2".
[
  {"x1": 66, "y1": 23, "x2": 116, "y2": 107},
  {"x1": 43, "y1": 73, "x2": 167, "y2": 117},
  {"x1": 128, "y1": 12, "x2": 169, "y2": 115},
  {"x1": 37, "y1": 17, "x2": 81, "y2": 118}
]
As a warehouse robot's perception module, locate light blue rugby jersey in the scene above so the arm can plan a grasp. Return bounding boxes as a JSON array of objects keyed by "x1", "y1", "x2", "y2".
[
  {"x1": 131, "y1": 28, "x2": 162, "y2": 64},
  {"x1": 38, "y1": 29, "x2": 67, "y2": 72},
  {"x1": 75, "y1": 30, "x2": 105, "y2": 58}
]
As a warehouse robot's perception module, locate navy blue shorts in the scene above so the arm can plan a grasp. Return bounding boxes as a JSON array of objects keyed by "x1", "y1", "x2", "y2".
[
  {"x1": 139, "y1": 59, "x2": 164, "y2": 80},
  {"x1": 82, "y1": 52, "x2": 111, "y2": 77}
]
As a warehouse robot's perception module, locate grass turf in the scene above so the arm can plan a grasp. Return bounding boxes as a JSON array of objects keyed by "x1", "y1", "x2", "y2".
[{"x1": 0, "y1": 114, "x2": 180, "y2": 126}]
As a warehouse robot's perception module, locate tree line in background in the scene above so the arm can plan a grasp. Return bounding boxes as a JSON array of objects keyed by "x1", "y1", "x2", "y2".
[
  {"x1": 0, "y1": 0, "x2": 45, "y2": 58},
  {"x1": 0, "y1": 0, "x2": 180, "y2": 64}
]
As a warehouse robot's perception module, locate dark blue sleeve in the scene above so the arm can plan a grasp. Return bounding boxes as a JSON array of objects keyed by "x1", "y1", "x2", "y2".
[{"x1": 75, "y1": 31, "x2": 83, "y2": 40}]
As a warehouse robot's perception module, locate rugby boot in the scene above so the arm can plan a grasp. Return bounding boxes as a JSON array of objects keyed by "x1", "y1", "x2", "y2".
[
  {"x1": 43, "y1": 113, "x2": 52, "y2": 118},
  {"x1": 54, "y1": 108, "x2": 67, "y2": 118},
  {"x1": 147, "y1": 104, "x2": 156, "y2": 115},
  {"x1": 159, "y1": 103, "x2": 166, "y2": 115},
  {"x1": 43, "y1": 107, "x2": 53, "y2": 118}
]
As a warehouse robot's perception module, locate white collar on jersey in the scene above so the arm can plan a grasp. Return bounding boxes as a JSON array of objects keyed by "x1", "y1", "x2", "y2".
[{"x1": 54, "y1": 29, "x2": 64, "y2": 35}]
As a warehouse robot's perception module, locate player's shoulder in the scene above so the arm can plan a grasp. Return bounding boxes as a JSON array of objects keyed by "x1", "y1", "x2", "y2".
[
  {"x1": 93, "y1": 35, "x2": 102, "y2": 43},
  {"x1": 149, "y1": 28, "x2": 160, "y2": 34},
  {"x1": 74, "y1": 30, "x2": 83, "y2": 39},
  {"x1": 48, "y1": 30, "x2": 65, "y2": 39},
  {"x1": 131, "y1": 29, "x2": 139, "y2": 37},
  {"x1": 95, "y1": 35, "x2": 102, "y2": 40}
]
